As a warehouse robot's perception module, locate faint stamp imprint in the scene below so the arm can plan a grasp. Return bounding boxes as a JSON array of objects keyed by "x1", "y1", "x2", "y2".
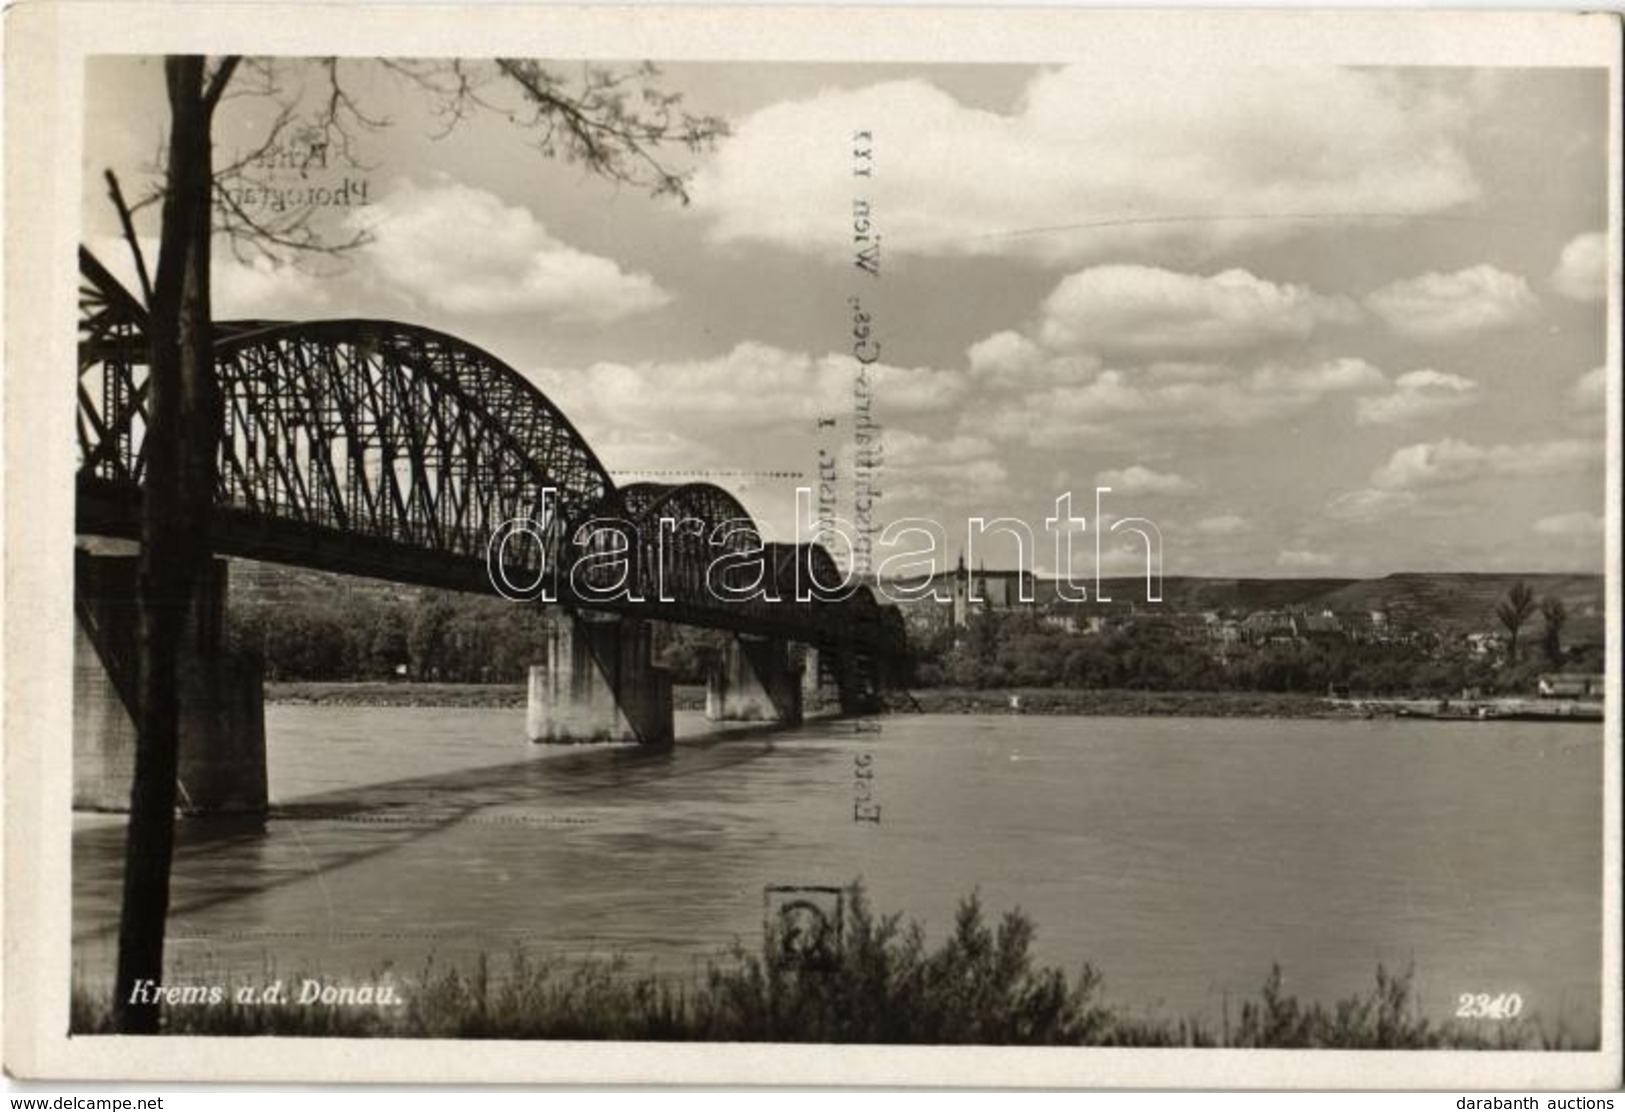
[{"x1": 764, "y1": 885, "x2": 846, "y2": 969}]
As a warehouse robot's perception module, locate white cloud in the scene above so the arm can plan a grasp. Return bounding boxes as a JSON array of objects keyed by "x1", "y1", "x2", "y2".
[
  {"x1": 532, "y1": 341, "x2": 966, "y2": 434},
  {"x1": 982, "y1": 357, "x2": 1386, "y2": 448},
  {"x1": 1193, "y1": 513, "x2": 1250, "y2": 536},
  {"x1": 1144, "y1": 362, "x2": 1232, "y2": 383},
  {"x1": 1095, "y1": 465, "x2": 1196, "y2": 495},
  {"x1": 966, "y1": 330, "x2": 1096, "y2": 385},
  {"x1": 1356, "y1": 368, "x2": 1479, "y2": 426},
  {"x1": 89, "y1": 234, "x2": 334, "y2": 318},
  {"x1": 692, "y1": 66, "x2": 1484, "y2": 265},
  {"x1": 1364, "y1": 265, "x2": 1539, "y2": 342},
  {"x1": 1278, "y1": 549, "x2": 1335, "y2": 569},
  {"x1": 966, "y1": 330, "x2": 1042, "y2": 379},
  {"x1": 1037, "y1": 266, "x2": 1356, "y2": 357},
  {"x1": 1371, "y1": 437, "x2": 1601, "y2": 490},
  {"x1": 355, "y1": 179, "x2": 670, "y2": 323},
  {"x1": 1534, "y1": 512, "x2": 1604, "y2": 538},
  {"x1": 212, "y1": 254, "x2": 335, "y2": 318},
  {"x1": 873, "y1": 430, "x2": 1009, "y2": 505},
  {"x1": 1249, "y1": 358, "x2": 1388, "y2": 395},
  {"x1": 1565, "y1": 366, "x2": 1608, "y2": 433},
  {"x1": 1571, "y1": 366, "x2": 1607, "y2": 408},
  {"x1": 1551, "y1": 232, "x2": 1607, "y2": 302},
  {"x1": 585, "y1": 426, "x2": 728, "y2": 477},
  {"x1": 882, "y1": 430, "x2": 996, "y2": 468},
  {"x1": 1324, "y1": 488, "x2": 1421, "y2": 522}
]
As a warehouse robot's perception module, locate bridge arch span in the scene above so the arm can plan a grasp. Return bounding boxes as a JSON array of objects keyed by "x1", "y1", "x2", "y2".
[
  {"x1": 79, "y1": 251, "x2": 615, "y2": 585},
  {"x1": 76, "y1": 248, "x2": 905, "y2": 659}
]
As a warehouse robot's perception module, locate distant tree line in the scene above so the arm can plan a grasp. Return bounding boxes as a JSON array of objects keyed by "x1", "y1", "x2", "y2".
[
  {"x1": 225, "y1": 591, "x2": 726, "y2": 684},
  {"x1": 907, "y1": 609, "x2": 1591, "y2": 697},
  {"x1": 1495, "y1": 579, "x2": 1578, "y2": 669},
  {"x1": 227, "y1": 579, "x2": 1594, "y2": 697}
]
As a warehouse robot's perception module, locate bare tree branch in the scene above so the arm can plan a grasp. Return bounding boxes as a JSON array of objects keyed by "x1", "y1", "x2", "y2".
[
  {"x1": 201, "y1": 56, "x2": 241, "y2": 111},
  {"x1": 104, "y1": 169, "x2": 154, "y2": 306},
  {"x1": 492, "y1": 57, "x2": 728, "y2": 204},
  {"x1": 122, "y1": 56, "x2": 728, "y2": 273}
]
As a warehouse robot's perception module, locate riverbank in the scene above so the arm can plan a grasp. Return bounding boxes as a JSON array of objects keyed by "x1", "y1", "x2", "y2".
[
  {"x1": 907, "y1": 687, "x2": 1343, "y2": 717},
  {"x1": 265, "y1": 681, "x2": 1345, "y2": 718},
  {"x1": 266, "y1": 681, "x2": 1600, "y2": 721},
  {"x1": 70, "y1": 882, "x2": 1583, "y2": 1048},
  {"x1": 268, "y1": 681, "x2": 529, "y2": 708},
  {"x1": 266, "y1": 680, "x2": 713, "y2": 712}
]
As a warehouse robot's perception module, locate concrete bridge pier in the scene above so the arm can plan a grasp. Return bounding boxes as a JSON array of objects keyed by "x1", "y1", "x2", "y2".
[
  {"x1": 831, "y1": 651, "x2": 884, "y2": 717},
  {"x1": 705, "y1": 635, "x2": 803, "y2": 725},
  {"x1": 527, "y1": 612, "x2": 673, "y2": 746},
  {"x1": 800, "y1": 645, "x2": 823, "y2": 704},
  {"x1": 74, "y1": 551, "x2": 268, "y2": 815}
]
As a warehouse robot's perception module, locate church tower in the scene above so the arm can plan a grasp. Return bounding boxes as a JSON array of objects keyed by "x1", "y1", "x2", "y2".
[{"x1": 951, "y1": 552, "x2": 969, "y2": 629}]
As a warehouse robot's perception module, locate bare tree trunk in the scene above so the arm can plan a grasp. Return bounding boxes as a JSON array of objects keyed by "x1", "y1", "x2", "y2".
[{"x1": 113, "y1": 56, "x2": 225, "y2": 1034}]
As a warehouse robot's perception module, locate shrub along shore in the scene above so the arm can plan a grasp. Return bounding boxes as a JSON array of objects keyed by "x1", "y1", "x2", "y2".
[
  {"x1": 265, "y1": 681, "x2": 1344, "y2": 718},
  {"x1": 73, "y1": 885, "x2": 1584, "y2": 1047}
]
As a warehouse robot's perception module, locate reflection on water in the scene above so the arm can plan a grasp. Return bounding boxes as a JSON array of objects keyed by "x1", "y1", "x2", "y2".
[{"x1": 73, "y1": 707, "x2": 1603, "y2": 1036}]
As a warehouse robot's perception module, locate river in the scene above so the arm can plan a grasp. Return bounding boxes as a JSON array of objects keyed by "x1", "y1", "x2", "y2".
[{"x1": 71, "y1": 707, "x2": 1603, "y2": 1038}]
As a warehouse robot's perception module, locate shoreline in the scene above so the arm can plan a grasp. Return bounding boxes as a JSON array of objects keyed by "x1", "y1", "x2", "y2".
[
  {"x1": 264, "y1": 681, "x2": 1603, "y2": 721},
  {"x1": 265, "y1": 681, "x2": 1346, "y2": 718},
  {"x1": 66, "y1": 878, "x2": 1595, "y2": 1048}
]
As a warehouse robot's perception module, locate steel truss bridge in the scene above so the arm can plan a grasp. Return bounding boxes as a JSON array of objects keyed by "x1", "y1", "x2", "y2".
[{"x1": 75, "y1": 248, "x2": 906, "y2": 665}]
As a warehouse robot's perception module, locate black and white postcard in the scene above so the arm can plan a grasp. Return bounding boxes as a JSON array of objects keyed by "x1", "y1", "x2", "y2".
[{"x1": 3, "y1": 2, "x2": 1620, "y2": 1089}]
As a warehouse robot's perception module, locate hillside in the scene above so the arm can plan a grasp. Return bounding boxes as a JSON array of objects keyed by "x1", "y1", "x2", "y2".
[
  {"x1": 228, "y1": 559, "x2": 426, "y2": 609},
  {"x1": 1024, "y1": 571, "x2": 1603, "y2": 640},
  {"x1": 227, "y1": 559, "x2": 1607, "y2": 644},
  {"x1": 1315, "y1": 573, "x2": 1606, "y2": 640}
]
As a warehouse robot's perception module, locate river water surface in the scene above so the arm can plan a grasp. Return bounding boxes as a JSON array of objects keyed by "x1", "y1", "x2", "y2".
[{"x1": 72, "y1": 708, "x2": 1603, "y2": 1036}]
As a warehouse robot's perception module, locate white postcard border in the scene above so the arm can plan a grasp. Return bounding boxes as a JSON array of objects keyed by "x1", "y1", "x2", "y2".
[{"x1": 4, "y1": 1, "x2": 1620, "y2": 1088}]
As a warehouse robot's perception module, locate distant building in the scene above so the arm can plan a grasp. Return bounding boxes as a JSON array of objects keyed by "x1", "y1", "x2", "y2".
[
  {"x1": 1537, "y1": 673, "x2": 1604, "y2": 700},
  {"x1": 885, "y1": 556, "x2": 1038, "y2": 631},
  {"x1": 1161, "y1": 612, "x2": 1217, "y2": 642},
  {"x1": 1039, "y1": 612, "x2": 1080, "y2": 634},
  {"x1": 1240, "y1": 610, "x2": 1297, "y2": 644},
  {"x1": 1299, "y1": 610, "x2": 1343, "y2": 641},
  {"x1": 948, "y1": 555, "x2": 1035, "y2": 628}
]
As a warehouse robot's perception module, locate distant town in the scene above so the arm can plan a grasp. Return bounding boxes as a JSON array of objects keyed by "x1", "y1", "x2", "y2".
[
  {"x1": 224, "y1": 557, "x2": 1604, "y2": 708},
  {"x1": 872, "y1": 561, "x2": 1605, "y2": 710}
]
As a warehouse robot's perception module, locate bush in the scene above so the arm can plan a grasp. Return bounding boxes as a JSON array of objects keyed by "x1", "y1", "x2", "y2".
[
  {"x1": 69, "y1": 883, "x2": 1587, "y2": 1048},
  {"x1": 1232, "y1": 963, "x2": 1440, "y2": 1049},
  {"x1": 686, "y1": 887, "x2": 1111, "y2": 1044}
]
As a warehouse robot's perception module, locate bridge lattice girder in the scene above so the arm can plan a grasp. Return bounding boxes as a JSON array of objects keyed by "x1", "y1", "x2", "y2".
[
  {"x1": 75, "y1": 249, "x2": 905, "y2": 659},
  {"x1": 575, "y1": 483, "x2": 867, "y2": 603}
]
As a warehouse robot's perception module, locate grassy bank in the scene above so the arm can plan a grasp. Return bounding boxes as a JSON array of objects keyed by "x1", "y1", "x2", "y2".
[
  {"x1": 267, "y1": 681, "x2": 1340, "y2": 718},
  {"x1": 267, "y1": 681, "x2": 527, "y2": 708},
  {"x1": 908, "y1": 687, "x2": 1342, "y2": 718},
  {"x1": 72, "y1": 886, "x2": 1582, "y2": 1048},
  {"x1": 266, "y1": 680, "x2": 713, "y2": 711}
]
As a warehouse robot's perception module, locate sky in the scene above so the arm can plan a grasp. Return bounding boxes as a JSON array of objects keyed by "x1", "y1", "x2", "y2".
[{"x1": 83, "y1": 58, "x2": 1612, "y2": 580}]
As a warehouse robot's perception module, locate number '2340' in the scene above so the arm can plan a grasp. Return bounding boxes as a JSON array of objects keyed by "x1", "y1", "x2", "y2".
[{"x1": 1456, "y1": 992, "x2": 1523, "y2": 1019}]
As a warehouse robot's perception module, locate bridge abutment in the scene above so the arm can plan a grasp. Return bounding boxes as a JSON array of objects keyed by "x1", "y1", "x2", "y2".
[
  {"x1": 527, "y1": 613, "x2": 673, "y2": 746},
  {"x1": 800, "y1": 645, "x2": 822, "y2": 705},
  {"x1": 831, "y1": 651, "x2": 884, "y2": 717},
  {"x1": 705, "y1": 635, "x2": 803, "y2": 724},
  {"x1": 74, "y1": 552, "x2": 268, "y2": 815}
]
